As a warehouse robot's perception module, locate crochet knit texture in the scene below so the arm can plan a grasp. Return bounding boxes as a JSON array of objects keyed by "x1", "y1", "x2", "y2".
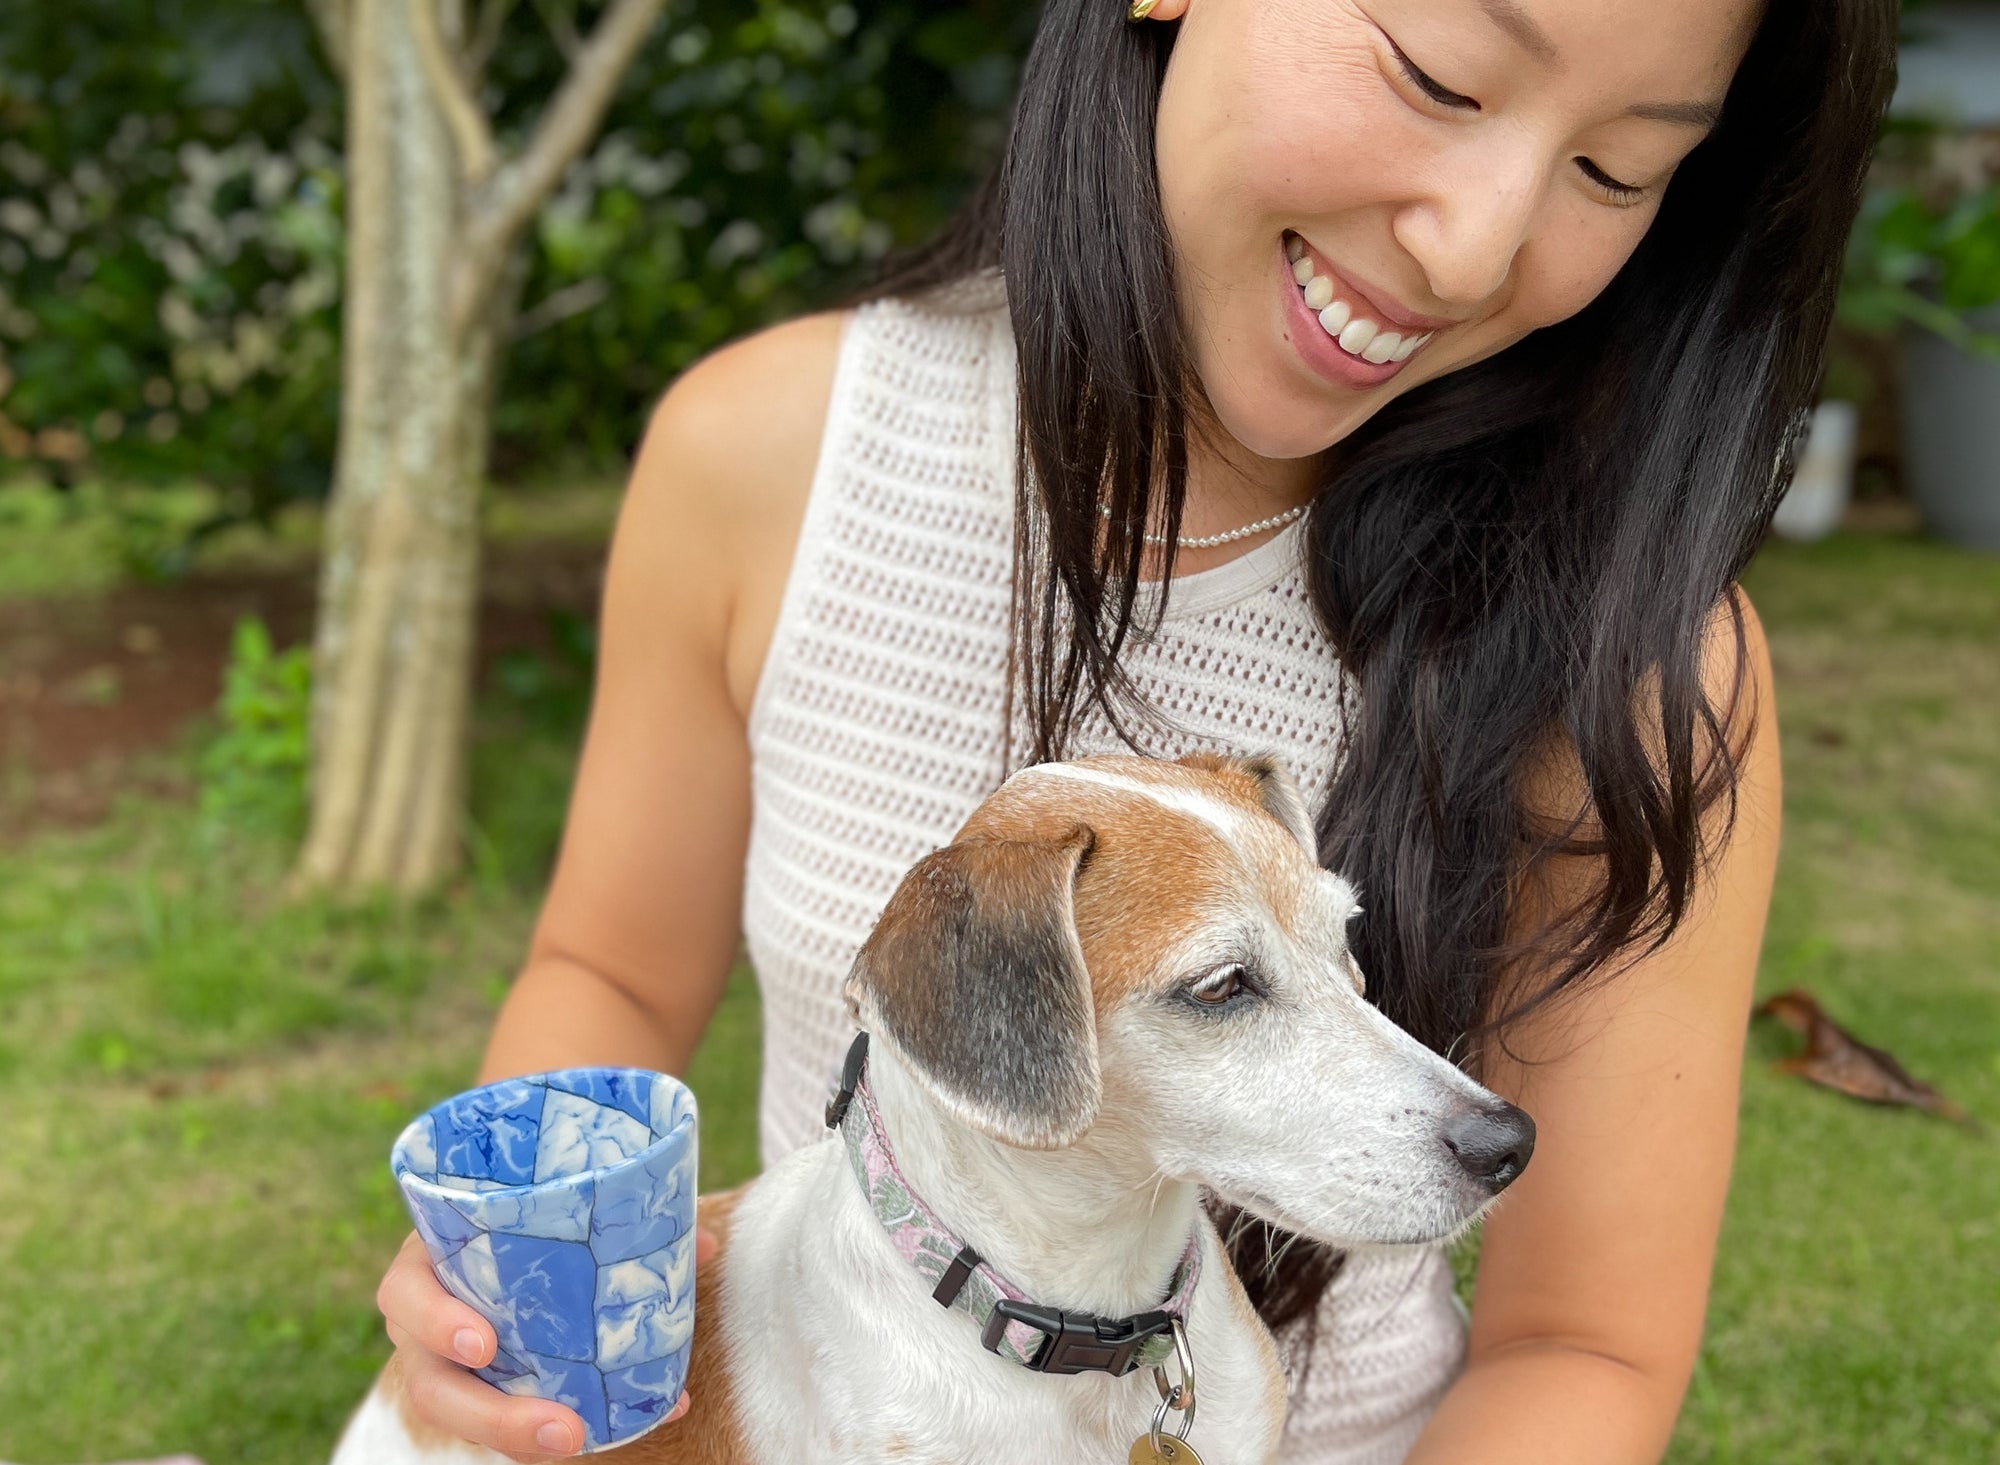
[{"x1": 740, "y1": 273, "x2": 1467, "y2": 1463}]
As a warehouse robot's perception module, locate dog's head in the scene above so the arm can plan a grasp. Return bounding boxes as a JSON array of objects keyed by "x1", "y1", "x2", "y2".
[{"x1": 842, "y1": 751, "x2": 1533, "y2": 1248}]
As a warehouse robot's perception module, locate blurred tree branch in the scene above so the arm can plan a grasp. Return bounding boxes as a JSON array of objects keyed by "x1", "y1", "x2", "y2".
[
  {"x1": 411, "y1": 0, "x2": 497, "y2": 182},
  {"x1": 454, "y1": 0, "x2": 663, "y2": 339},
  {"x1": 529, "y1": 0, "x2": 584, "y2": 64}
]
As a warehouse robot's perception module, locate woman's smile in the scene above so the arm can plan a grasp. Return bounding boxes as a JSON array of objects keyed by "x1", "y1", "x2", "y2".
[{"x1": 1278, "y1": 229, "x2": 1452, "y2": 389}]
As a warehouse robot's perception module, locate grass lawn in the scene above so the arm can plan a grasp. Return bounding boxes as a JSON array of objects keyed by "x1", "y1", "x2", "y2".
[{"x1": 0, "y1": 526, "x2": 1993, "y2": 1464}]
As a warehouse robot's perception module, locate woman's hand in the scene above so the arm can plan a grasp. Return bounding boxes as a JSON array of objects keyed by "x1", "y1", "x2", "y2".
[{"x1": 377, "y1": 1225, "x2": 721, "y2": 1459}]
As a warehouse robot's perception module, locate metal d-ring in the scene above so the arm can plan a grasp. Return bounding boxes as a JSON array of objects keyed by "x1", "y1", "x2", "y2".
[{"x1": 1147, "y1": 1316, "x2": 1199, "y2": 1449}]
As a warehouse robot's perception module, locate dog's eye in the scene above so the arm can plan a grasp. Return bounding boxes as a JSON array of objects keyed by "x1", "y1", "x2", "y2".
[{"x1": 1190, "y1": 964, "x2": 1248, "y2": 1005}]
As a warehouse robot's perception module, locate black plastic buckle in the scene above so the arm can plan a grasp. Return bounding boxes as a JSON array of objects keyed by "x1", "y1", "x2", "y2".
[
  {"x1": 823, "y1": 1031, "x2": 870, "y2": 1130},
  {"x1": 980, "y1": 1300, "x2": 1173, "y2": 1376}
]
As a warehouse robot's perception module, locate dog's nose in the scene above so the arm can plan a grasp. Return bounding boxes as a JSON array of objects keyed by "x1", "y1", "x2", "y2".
[{"x1": 1443, "y1": 1103, "x2": 1536, "y2": 1192}]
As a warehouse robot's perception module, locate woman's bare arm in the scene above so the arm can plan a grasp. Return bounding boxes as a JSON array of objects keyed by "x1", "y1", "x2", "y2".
[
  {"x1": 481, "y1": 308, "x2": 849, "y2": 1084},
  {"x1": 378, "y1": 309, "x2": 848, "y2": 1459},
  {"x1": 1403, "y1": 591, "x2": 1783, "y2": 1464}
]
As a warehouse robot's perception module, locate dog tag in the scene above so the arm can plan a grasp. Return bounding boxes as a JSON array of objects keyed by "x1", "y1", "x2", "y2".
[{"x1": 1129, "y1": 1436, "x2": 1205, "y2": 1465}]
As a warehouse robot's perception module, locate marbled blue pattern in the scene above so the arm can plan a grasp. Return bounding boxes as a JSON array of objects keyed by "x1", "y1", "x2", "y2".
[
  {"x1": 535, "y1": 1090, "x2": 654, "y2": 1184},
  {"x1": 605, "y1": 1353, "x2": 689, "y2": 1437},
  {"x1": 547, "y1": 1068, "x2": 655, "y2": 1130},
  {"x1": 391, "y1": 1066, "x2": 698, "y2": 1453},
  {"x1": 589, "y1": 1136, "x2": 695, "y2": 1264},
  {"x1": 594, "y1": 1241, "x2": 696, "y2": 1370},
  {"x1": 435, "y1": 1079, "x2": 545, "y2": 1185}
]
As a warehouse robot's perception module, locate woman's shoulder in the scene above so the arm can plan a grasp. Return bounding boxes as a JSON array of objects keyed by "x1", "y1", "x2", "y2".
[
  {"x1": 622, "y1": 307, "x2": 858, "y2": 719},
  {"x1": 638, "y1": 307, "x2": 857, "y2": 533}
]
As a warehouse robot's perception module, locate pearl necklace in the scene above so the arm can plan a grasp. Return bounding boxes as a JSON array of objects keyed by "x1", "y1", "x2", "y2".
[{"x1": 1097, "y1": 499, "x2": 1309, "y2": 549}]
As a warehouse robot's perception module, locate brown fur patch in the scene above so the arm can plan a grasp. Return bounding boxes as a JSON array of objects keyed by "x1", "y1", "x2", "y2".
[{"x1": 964, "y1": 754, "x2": 1313, "y2": 1012}]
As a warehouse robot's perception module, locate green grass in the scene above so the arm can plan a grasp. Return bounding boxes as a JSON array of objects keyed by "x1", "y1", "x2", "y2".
[
  {"x1": 1669, "y1": 533, "x2": 2000, "y2": 1465},
  {"x1": 0, "y1": 528, "x2": 1993, "y2": 1464},
  {"x1": 0, "y1": 656, "x2": 763, "y2": 1465}
]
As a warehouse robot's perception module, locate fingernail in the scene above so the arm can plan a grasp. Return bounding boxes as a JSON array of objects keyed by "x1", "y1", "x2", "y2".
[
  {"x1": 537, "y1": 1422, "x2": 576, "y2": 1454},
  {"x1": 453, "y1": 1328, "x2": 484, "y2": 1365}
]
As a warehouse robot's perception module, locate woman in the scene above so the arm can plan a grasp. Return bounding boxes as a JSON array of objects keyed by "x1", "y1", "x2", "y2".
[{"x1": 376, "y1": 0, "x2": 1898, "y2": 1460}]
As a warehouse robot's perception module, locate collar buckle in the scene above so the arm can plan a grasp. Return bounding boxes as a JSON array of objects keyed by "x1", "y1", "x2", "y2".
[
  {"x1": 823, "y1": 1030, "x2": 871, "y2": 1130},
  {"x1": 981, "y1": 1299, "x2": 1174, "y2": 1377}
]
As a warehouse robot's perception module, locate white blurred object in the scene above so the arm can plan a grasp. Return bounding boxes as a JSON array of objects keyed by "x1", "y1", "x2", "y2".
[{"x1": 1772, "y1": 400, "x2": 1858, "y2": 542}]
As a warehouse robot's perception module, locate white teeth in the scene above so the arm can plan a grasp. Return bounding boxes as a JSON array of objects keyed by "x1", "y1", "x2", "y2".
[
  {"x1": 1362, "y1": 330, "x2": 1402, "y2": 364},
  {"x1": 1288, "y1": 235, "x2": 1435, "y2": 365}
]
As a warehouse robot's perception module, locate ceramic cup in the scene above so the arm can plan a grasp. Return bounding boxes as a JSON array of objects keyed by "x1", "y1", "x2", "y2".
[{"x1": 389, "y1": 1067, "x2": 699, "y2": 1453}]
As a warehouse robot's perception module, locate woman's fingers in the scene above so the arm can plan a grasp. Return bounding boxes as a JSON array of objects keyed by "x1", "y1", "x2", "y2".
[
  {"x1": 377, "y1": 1230, "x2": 494, "y2": 1368},
  {"x1": 378, "y1": 1226, "x2": 700, "y2": 1457},
  {"x1": 396, "y1": 1338, "x2": 589, "y2": 1462}
]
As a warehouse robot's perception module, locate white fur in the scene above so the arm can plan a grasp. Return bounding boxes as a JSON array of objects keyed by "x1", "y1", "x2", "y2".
[{"x1": 1013, "y1": 761, "x2": 1257, "y2": 850}]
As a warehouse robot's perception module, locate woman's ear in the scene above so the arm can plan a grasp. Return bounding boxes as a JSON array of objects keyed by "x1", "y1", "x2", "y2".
[{"x1": 843, "y1": 825, "x2": 1100, "y2": 1148}]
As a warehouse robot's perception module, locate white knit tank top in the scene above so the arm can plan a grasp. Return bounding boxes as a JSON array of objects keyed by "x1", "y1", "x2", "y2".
[{"x1": 740, "y1": 274, "x2": 1468, "y2": 1463}]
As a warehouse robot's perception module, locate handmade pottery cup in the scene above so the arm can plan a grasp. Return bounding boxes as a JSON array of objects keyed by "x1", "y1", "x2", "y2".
[{"x1": 390, "y1": 1067, "x2": 699, "y2": 1453}]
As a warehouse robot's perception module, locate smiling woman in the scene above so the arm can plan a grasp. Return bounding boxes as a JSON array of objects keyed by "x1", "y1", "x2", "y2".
[
  {"x1": 368, "y1": 0, "x2": 1899, "y2": 1462},
  {"x1": 820, "y1": 0, "x2": 1898, "y2": 1459}
]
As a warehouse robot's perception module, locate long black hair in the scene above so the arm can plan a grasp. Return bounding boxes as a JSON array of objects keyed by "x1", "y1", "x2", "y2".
[{"x1": 836, "y1": 0, "x2": 1899, "y2": 1344}]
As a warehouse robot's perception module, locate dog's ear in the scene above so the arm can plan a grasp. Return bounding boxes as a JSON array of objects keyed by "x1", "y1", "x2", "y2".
[
  {"x1": 843, "y1": 825, "x2": 1099, "y2": 1149},
  {"x1": 1177, "y1": 751, "x2": 1319, "y2": 855}
]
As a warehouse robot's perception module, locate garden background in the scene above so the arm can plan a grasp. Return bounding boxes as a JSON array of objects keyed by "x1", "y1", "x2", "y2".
[{"x1": 0, "y1": 2, "x2": 1995, "y2": 1463}]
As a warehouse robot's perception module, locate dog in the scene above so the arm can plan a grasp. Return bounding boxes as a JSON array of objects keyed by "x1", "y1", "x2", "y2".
[{"x1": 332, "y1": 751, "x2": 1534, "y2": 1465}]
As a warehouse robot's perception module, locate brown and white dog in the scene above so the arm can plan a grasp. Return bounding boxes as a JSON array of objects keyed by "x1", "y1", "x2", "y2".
[{"x1": 332, "y1": 752, "x2": 1533, "y2": 1465}]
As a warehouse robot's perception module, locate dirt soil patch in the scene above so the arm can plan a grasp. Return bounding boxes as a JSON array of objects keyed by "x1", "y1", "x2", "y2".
[{"x1": 0, "y1": 540, "x2": 607, "y2": 840}]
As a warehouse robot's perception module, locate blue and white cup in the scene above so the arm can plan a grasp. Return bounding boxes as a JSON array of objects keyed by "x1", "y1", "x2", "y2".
[{"x1": 389, "y1": 1067, "x2": 699, "y2": 1453}]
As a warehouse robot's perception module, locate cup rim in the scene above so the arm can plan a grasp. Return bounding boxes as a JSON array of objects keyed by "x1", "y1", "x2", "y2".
[{"x1": 390, "y1": 1065, "x2": 697, "y2": 1202}]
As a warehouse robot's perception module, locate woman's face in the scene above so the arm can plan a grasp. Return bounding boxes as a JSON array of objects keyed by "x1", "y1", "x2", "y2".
[{"x1": 1154, "y1": 0, "x2": 1761, "y2": 460}]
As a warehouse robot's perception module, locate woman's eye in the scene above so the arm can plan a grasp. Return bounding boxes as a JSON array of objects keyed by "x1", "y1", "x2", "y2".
[
  {"x1": 1576, "y1": 157, "x2": 1648, "y2": 204},
  {"x1": 1386, "y1": 38, "x2": 1476, "y2": 110},
  {"x1": 1191, "y1": 964, "x2": 1248, "y2": 1005}
]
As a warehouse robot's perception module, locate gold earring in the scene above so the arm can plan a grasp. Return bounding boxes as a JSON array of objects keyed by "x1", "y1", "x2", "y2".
[{"x1": 1128, "y1": 0, "x2": 1160, "y2": 19}]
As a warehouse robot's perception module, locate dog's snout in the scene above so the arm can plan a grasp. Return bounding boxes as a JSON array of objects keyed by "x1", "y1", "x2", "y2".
[{"x1": 1443, "y1": 1103, "x2": 1536, "y2": 1193}]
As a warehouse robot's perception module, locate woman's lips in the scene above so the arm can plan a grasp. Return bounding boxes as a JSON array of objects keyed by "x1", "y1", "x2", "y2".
[{"x1": 1279, "y1": 236, "x2": 1423, "y2": 389}]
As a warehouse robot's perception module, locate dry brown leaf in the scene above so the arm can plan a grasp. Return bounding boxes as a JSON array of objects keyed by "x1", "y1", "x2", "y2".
[{"x1": 1755, "y1": 987, "x2": 1973, "y2": 1125}]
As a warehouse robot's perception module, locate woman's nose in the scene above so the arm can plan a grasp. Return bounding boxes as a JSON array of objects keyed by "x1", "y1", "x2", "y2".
[{"x1": 1393, "y1": 140, "x2": 1546, "y2": 308}]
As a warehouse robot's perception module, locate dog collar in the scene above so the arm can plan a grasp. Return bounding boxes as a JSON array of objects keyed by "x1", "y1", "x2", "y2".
[{"x1": 823, "y1": 1031, "x2": 1202, "y2": 1377}]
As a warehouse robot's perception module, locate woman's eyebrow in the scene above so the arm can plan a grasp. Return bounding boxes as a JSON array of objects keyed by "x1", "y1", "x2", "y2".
[
  {"x1": 1476, "y1": 0, "x2": 1563, "y2": 65},
  {"x1": 1474, "y1": 0, "x2": 1726, "y2": 131},
  {"x1": 1627, "y1": 97, "x2": 1724, "y2": 130}
]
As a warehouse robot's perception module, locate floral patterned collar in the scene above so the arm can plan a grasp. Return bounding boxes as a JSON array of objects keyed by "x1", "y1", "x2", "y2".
[{"x1": 823, "y1": 1031, "x2": 1202, "y2": 1377}]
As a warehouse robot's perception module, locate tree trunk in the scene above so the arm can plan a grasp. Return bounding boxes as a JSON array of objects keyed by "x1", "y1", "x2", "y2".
[
  {"x1": 294, "y1": 0, "x2": 663, "y2": 897},
  {"x1": 293, "y1": 0, "x2": 520, "y2": 894}
]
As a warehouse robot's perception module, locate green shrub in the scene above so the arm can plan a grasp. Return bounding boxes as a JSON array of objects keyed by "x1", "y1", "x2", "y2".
[{"x1": 197, "y1": 614, "x2": 312, "y2": 842}]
